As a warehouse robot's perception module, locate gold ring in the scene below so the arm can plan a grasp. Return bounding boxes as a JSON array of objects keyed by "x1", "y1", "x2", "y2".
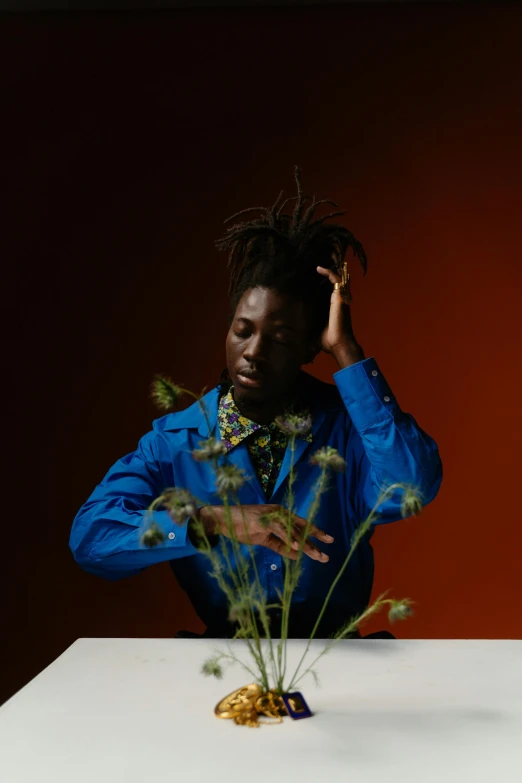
[{"x1": 333, "y1": 282, "x2": 340, "y2": 290}]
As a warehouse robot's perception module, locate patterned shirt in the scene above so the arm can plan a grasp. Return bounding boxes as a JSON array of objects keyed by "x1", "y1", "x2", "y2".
[{"x1": 217, "y1": 387, "x2": 313, "y2": 499}]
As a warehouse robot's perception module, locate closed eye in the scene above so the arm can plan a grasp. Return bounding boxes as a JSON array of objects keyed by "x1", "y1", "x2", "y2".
[{"x1": 233, "y1": 330, "x2": 291, "y2": 347}]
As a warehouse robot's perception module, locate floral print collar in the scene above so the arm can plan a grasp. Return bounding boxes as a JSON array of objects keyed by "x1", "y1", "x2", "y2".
[
  {"x1": 217, "y1": 387, "x2": 312, "y2": 452},
  {"x1": 217, "y1": 387, "x2": 312, "y2": 498}
]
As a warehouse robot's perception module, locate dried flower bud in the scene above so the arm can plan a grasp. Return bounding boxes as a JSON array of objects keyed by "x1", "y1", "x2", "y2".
[
  {"x1": 388, "y1": 599, "x2": 414, "y2": 623},
  {"x1": 400, "y1": 487, "x2": 424, "y2": 518},
  {"x1": 161, "y1": 488, "x2": 198, "y2": 523},
  {"x1": 275, "y1": 412, "x2": 312, "y2": 437},
  {"x1": 310, "y1": 446, "x2": 346, "y2": 472},
  {"x1": 140, "y1": 522, "x2": 166, "y2": 548},
  {"x1": 228, "y1": 597, "x2": 251, "y2": 624},
  {"x1": 150, "y1": 375, "x2": 184, "y2": 412},
  {"x1": 215, "y1": 465, "x2": 246, "y2": 494},
  {"x1": 201, "y1": 657, "x2": 224, "y2": 679},
  {"x1": 192, "y1": 437, "x2": 228, "y2": 462}
]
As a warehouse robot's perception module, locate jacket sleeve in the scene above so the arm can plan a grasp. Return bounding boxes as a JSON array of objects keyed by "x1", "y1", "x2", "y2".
[
  {"x1": 334, "y1": 357, "x2": 443, "y2": 525},
  {"x1": 69, "y1": 430, "x2": 200, "y2": 580}
]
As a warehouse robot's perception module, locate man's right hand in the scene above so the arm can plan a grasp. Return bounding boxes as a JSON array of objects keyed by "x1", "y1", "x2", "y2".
[{"x1": 198, "y1": 504, "x2": 333, "y2": 562}]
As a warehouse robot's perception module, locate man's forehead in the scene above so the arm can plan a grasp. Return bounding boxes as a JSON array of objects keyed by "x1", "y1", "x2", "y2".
[{"x1": 235, "y1": 287, "x2": 304, "y2": 325}]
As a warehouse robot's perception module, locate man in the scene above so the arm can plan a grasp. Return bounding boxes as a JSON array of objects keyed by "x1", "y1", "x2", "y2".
[{"x1": 70, "y1": 167, "x2": 442, "y2": 638}]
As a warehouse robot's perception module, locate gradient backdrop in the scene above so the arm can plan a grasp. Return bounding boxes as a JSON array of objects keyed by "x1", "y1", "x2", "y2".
[{"x1": 2, "y1": 2, "x2": 522, "y2": 705}]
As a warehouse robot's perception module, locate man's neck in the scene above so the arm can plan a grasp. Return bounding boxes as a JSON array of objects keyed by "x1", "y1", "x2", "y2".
[{"x1": 231, "y1": 388, "x2": 294, "y2": 426}]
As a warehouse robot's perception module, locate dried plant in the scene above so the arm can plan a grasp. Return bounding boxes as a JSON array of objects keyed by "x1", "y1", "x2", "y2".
[{"x1": 142, "y1": 377, "x2": 419, "y2": 698}]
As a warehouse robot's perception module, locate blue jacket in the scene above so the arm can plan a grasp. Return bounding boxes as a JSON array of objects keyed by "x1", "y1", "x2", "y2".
[{"x1": 70, "y1": 358, "x2": 442, "y2": 635}]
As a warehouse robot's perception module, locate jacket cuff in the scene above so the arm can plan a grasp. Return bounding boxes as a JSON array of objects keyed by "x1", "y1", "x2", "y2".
[
  {"x1": 149, "y1": 510, "x2": 200, "y2": 556},
  {"x1": 333, "y1": 357, "x2": 399, "y2": 432}
]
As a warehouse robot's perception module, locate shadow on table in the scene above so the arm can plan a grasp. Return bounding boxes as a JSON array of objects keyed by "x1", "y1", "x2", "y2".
[{"x1": 310, "y1": 705, "x2": 511, "y2": 758}]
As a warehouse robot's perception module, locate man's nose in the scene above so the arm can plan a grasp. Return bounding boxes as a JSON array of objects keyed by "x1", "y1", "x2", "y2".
[{"x1": 244, "y1": 334, "x2": 268, "y2": 363}]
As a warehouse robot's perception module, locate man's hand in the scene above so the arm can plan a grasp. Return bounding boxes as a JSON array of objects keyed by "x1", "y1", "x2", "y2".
[
  {"x1": 199, "y1": 504, "x2": 333, "y2": 562},
  {"x1": 316, "y1": 264, "x2": 365, "y2": 369}
]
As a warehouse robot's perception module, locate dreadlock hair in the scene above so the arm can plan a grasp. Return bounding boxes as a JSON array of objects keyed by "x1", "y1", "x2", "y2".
[{"x1": 215, "y1": 165, "x2": 368, "y2": 391}]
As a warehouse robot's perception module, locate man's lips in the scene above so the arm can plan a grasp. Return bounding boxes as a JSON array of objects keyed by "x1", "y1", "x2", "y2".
[{"x1": 236, "y1": 369, "x2": 267, "y2": 388}]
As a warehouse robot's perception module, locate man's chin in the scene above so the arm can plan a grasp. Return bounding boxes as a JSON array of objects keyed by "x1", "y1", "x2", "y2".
[
  {"x1": 234, "y1": 383, "x2": 266, "y2": 401},
  {"x1": 233, "y1": 380, "x2": 271, "y2": 405}
]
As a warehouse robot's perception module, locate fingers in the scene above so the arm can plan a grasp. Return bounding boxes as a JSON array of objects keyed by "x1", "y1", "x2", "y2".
[
  {"x1": 268, "y1": 520, "x2": 325, "y2": 562},
  {"x1": 259, "y1": 508, "x2": 333, "y2": 563},
  {"x1": 317, "y1": 264, "x2": 351, "y2": 304},
  {"x1": 264, "y1": 520, "x2": 330, "y2": 563},
  {"x1": 290, "y1": 525, "x2": 330, "y2": 563},
  {"x1": 316, "y1": 265, "x2": 341, "y2": 285},
  {"x1": 267, "y1": 519, "x2": 298, "y2": 550},
  {"x1": 264, "y1": 533, "x2": 299, "y2": 560},
  {"x1": 292, "y1": 515, "x2": 334, "y2": 544},
  {"x1": 292, "y1": 516, "x2": 333, "y2": 562}
]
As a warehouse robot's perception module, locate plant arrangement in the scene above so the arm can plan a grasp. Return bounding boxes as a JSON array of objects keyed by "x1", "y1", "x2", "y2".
[{"x1": 141, "y1": 376, "x2": 421, "y2": 727}]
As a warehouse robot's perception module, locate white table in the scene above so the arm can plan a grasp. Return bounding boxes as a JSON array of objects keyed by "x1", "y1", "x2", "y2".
[{"x1": 1, "y1": 638, "x2": 521, "y2": 782}]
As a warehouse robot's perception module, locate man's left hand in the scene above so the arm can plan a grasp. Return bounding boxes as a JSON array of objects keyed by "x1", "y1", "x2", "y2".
[{"x1": 316, "y1": 264, "x2": 365, "y2": 369}]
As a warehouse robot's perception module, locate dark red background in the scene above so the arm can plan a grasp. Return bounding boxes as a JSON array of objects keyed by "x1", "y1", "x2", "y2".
[{"x1": 3, "y1": 3, "x2": 522, "y2": 705}]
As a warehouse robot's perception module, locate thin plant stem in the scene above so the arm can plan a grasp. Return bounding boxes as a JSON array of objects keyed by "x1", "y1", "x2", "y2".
[
  {"x1": 289, "y1": 467, "x2": 329, "y2": 593},
  {"x1": 235, "y1": 497, "x2": 278, "y2": 688},
  {"x1": 275, "y1": 465, "x2": 330, "y2": 690},
  {"x1": 219, "y1": 651, "x2": 261, "y2": 684},
  {"x1": 219, "y1": 490, "x2": 270, "y2": 691},
  {"x1": 277, "y1": 435, "x2": 297, "y2": 692},
  {"x1": 290, "y1": 597, "x2": 391, "y2": 689},
  {"x1": 201, "y1": 434, "x2": 271, "y2": 690},
  {"x1": 286, "y1": 483, "x2": 404, "y2": 691},
  {"x1": 190, "y1": 509, "x2": 268, "y2": 687}
]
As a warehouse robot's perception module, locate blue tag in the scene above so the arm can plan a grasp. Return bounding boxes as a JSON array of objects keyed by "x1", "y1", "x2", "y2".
[{"x1": 282, "y1": 691, "x2": 312, "y2": 720}]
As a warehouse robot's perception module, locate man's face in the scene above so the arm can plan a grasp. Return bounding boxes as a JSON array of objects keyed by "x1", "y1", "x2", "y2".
[{"x1": 226, "y1": 286, "x2": 312, "y2": 410}]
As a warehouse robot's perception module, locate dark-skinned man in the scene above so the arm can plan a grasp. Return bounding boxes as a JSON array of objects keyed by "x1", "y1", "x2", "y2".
[{"x1": 70, "y1": 167, "x2": 442, "y2": 638}]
